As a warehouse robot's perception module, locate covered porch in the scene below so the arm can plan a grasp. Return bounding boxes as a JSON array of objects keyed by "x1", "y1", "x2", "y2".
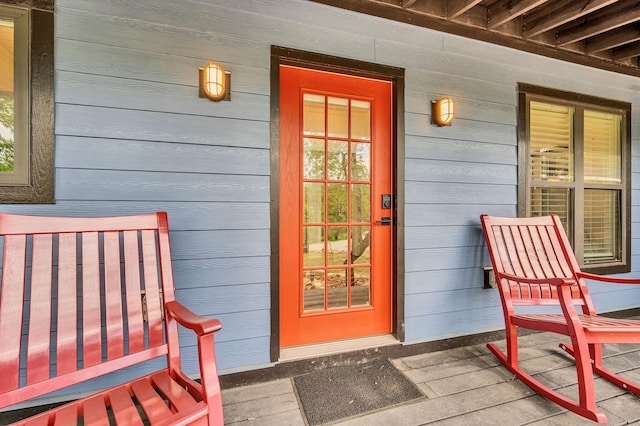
[{"x1": 222, "y1": 325, "x2": 640, "y2": 425}]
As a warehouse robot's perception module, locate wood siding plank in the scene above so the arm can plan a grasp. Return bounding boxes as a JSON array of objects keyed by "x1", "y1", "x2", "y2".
[
  {"x1": 56, "y1": 137, "x2": 269, "y2": 175},
  {"x1": 56, "y1": 104, "x2": 270, "y2": 149},
  {"x1": 54, "y1": 169, "x2": 269, "y2": 203}
]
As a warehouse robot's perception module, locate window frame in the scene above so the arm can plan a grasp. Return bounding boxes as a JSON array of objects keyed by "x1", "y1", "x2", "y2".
[
  {"x1": 0, "y1": 1, "x2": 54, "y2": 204},
  {"x1": 518, "y1": 83, "x2": 631, "y2": 275}
]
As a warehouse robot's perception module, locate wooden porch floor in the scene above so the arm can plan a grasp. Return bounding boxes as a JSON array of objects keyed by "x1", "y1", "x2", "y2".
[{"x1": 223, "y1": 330, "x2": 640, "y2": 425}]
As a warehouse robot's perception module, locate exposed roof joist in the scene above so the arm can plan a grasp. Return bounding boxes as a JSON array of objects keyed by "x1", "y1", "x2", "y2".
[{"x1": 309, "y1": 0, "x2": 640, "y2": 77}]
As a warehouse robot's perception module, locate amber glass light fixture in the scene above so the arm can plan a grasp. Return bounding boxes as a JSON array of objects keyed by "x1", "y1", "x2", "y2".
[
  {"x1": 199, "y1": 61, "x2": 231, "y2": 101},
  {"x1": 431, "y1": 97, "x2": 454, "y2": 126}
]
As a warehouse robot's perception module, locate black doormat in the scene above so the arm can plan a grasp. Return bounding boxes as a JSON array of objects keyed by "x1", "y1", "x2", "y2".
[{"x1": 293, "y1": 358, "x2": 424, "y2": 425}]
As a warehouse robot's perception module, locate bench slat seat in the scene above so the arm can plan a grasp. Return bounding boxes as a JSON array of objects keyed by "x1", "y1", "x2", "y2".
[{"x1": 0, "y1": 212, "x2": 223, "y2": 425}]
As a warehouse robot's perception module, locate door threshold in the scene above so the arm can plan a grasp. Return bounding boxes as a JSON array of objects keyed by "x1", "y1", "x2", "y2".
[{"x1": 279, "y1": 334, "x2": 398, "y2": 362}]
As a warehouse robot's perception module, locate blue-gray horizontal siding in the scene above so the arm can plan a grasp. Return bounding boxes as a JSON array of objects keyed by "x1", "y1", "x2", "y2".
[{"x1": 1, "y1": 0, "x2": 639, "y2": 403}]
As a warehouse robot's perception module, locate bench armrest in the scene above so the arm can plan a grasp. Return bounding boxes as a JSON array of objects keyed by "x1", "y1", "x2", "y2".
[
  {"x1": 498, "y1": 271, "x2": 575, "y2": 287},
  {"x1": 577, "y1": 271, "x2": 640, "y2": 285},
  {"x1": 165, "y1": 301, "x2": 222, "y2": 336}
]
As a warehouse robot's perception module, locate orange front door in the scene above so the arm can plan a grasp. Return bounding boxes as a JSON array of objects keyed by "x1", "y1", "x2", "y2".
[{"x1": 279, "y1": 65, "x2": 393, "y2": 347}]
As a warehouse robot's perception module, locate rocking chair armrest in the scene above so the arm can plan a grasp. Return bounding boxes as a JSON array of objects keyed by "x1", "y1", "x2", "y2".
[
  {"x1": 165, "y1": 301, "x2": 223, "y2": 336},
  {"x1": 577, "y1": 271, "x2": 640, "y2": 285},
  {"x1": 497, "y1": 271, "x2": 575, "y2": 287}
]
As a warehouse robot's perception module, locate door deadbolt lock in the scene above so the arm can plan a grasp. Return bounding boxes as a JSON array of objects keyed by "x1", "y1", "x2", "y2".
[{"x1": 381, "y1": 194, "x2": 392, "y2": 209}]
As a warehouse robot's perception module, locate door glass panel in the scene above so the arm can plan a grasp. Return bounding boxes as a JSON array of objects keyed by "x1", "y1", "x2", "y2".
[
  {"x1": 351, "y1": 226, "x2": 370, "y2": 265},
  {"x1": 303, "y1": 94, "x2": 325, "y2": 136},
  {"x1": 303, "y1": 226, "x2": 325, "y2": 267},
  {"x1": 303, "y1": 270, "x2": 325, "y2": 311},
  {"x1": 351, "y1": 142, "x2": 370, "y2": 181},
  {"x1": 304, "y1": 182, "x2": 324, "y2": 223},
  {"x1": 351, "y1": 100, "x2": 371, "y2": 140},
  {"x1": 327, "y1": 183, "x2": 348, "y2": 223},
  {"x1": 351, "y1": 184, "x2": 370, "y2": 223},
  {"x1": 300, "y1": 89, "x2": 379, "y2": 313},
  {"x1": 327, "y1": 268, "x2": 348, "y2": 308},
  {"x1": 327, "y1": 226, "x2": 348, "y2": 265},
  {"x1": 352, "y1": 267, "x2": 370, "y2": 306},
  {"x1": 303, "y1": 138, "x2": 325, "y2": 179},
  {"x1": 328, "y1": 97, "x2": 348, "y2": 138},
  {"x1": 328, "y1": 140, "x2": 348, "y2": 180}
]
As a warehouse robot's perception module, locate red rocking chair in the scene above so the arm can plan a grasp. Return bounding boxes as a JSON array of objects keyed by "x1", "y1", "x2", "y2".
[{"x1": 481, "y1": 214, "x2": 640, "y2": 423}]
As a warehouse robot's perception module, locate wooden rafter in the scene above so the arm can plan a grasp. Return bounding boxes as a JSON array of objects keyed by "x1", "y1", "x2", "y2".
[
  {"x1": 613, "y1": 41, "x2": 640, "y2": 60},
  {"x1": 523, "y1": 0, "x2": 619, "y2": 38},
  {"x1": 586, "y1": 26, "x2": 640, "y2": 53},
  {"x1": 448, "y1": 0, "x2": 483, "y2": 19},
  {"x1": 556, "y1": 7, "x2": 640, "y2": 45},
  {"x1": 402, "y1": 0, "x2": 418, "y2": 8},
  {"x1": 488, "y1": 0, "x2": 549, "y2": 29},
  {"x1": 308, "y1": 0, "x2": 640, "y2": 77}
]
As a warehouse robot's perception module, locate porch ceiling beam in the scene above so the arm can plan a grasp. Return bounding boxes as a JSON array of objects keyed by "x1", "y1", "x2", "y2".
[
  {"x1": 447, "y1": 0, "x2": 483, "y2": 19},
  {"x1": 556, "y1": 8, "x2": 640, "y2": 46},
  {"x1": 487, "y1": 0, "x2": 549, "y2": 29},
  {"x1": 586, "y1": 26, "x2": 640, "y2": 53},
  {"x1": 523, "y1": 0, "x2": 619, "y2": 38},
  {"x1": 612, "y1": 41, "x2": 640, "y2": 60},
  {"x1": 306, "y1": 0, "x2": 640, "y2": 78}
]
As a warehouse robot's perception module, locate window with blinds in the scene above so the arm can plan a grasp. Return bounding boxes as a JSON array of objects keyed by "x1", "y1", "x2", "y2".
[
  {"x1": 529, "y1": 102, "x2": 573, "y2": 183},
  {"x1": 519, "y1": 84, "x2": 630, "y2": 274}
]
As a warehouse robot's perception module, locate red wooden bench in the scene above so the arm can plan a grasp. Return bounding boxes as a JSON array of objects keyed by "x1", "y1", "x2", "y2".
[
  {"x1": 481, "y1": 214, "x2": 640, "y2": 423},
  {"x1": 0, "y1": 212, "x2": 224, "y2": 425}
]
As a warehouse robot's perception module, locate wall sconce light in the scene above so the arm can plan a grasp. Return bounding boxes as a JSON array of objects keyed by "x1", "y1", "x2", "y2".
[
  {"x1": 199, "y1": 61, "x2": 231, "y2": 101},
  {"x1": 431, "y1": 97, "x2": 454, "y2": 126}
]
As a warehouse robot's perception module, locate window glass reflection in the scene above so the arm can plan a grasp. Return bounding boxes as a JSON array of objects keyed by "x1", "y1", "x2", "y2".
[
  {"x1": 351, "y1": 142, "x2": 370, "y2": 181},
  {"x1": 351, "y1": 267, "x2": 370, "y2": 306},
  {"x1": 303, "y1": 138, "x2": 325, "y2": 179},
  {"x1": 303, "y1": 94, "x2": 325, "y2": 136},
  {"x1": 327, "y1": 268, "x2": 348, "y2": 308},
  {"x1": 327, "y1": 183, "x2": 348, "y2": 223},
  {"x1": 328, "y1": 140, "x2": 348, "y2": 181},
  {"x1": 303, "y1": 226, "x2": 325, "y2": 267},
  {"x1": 303, "y1": 270, "x2": 325, "y2": 311},
  {"x1": 327, "y1": 226, "x2": 348, "y2": 266},
  {"x1": 351, "y1": 100, "x2": 370, "y2": 140},
  {"x1": 351, "y1": 184, "x2": 370, "y2": 222},
  {"x1": 328, "y1": 97, "x2": 348, "y2": 138},
  {"x1": 304, "y1": 182, "x2": 325, "y2": 223}
]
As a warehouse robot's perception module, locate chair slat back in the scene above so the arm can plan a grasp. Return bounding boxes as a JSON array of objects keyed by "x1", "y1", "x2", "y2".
[
  {"x1": 0, "y1": 212, "x2": 178, "y2": 407},
  {"x1": 481, "y1": 214, "x2": 587, "y2": 307}
]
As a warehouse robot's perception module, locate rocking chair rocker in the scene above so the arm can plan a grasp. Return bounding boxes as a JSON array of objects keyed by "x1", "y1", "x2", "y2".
[{"x1": 481, "y1": 214, "x2": 640, "y2": 423}]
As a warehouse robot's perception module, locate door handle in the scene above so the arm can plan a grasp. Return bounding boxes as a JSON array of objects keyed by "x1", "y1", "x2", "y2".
[{"x1": 376, "y1": 216, "x2": 392, "y2": 226}]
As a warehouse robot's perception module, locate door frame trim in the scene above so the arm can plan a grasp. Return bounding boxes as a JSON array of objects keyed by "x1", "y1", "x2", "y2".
[{"x1": 269, "y1": 46, "x2": 405, "y2": 362}]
